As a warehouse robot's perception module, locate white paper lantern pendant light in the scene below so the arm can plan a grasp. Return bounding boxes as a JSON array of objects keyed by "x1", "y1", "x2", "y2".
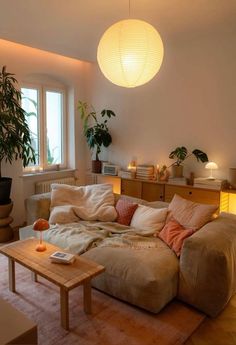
[{"x1": 97, "y1": 3, "x2": 164, "y2": 88}]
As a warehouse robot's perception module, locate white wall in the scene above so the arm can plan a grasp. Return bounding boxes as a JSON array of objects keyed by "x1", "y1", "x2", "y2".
[
  {"x1": 1, "y1": 24, "x2": 236, "y2": 225},
  {"x1": 86, "y1": 29, "x2": 236, "y2": 181},
  {"x1": 0, "y1": 39, "x2": 90, "y2": 226}
]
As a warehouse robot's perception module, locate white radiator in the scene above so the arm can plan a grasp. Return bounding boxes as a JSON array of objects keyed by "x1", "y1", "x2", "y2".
[{"x1": 35, "y1": 177, "x2": 77, "y2": 194}]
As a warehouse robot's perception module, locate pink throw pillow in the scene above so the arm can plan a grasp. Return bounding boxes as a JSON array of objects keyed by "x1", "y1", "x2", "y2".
[
  {"x1": 167, "y1": 194, "x2": 218, "y2": 231},
  {"x1": 115, "y1": 199, "x2": 138, "y2": 226},
  {"x1": 158, "y1": 218, "x2": 194, "y2": 257}
]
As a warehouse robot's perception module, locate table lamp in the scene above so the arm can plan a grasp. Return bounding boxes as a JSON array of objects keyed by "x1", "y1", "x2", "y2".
[
  {"x1": 33, "y1": 218, "x2": 49, "y2": 252},
  {"x1": 205, "y1": 162, "x2": 218, "y2": 180}
]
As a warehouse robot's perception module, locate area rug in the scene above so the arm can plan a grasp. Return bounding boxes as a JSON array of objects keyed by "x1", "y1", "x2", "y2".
[{"x1": 0, "y1": 254, "x2": 205, "y2": 345}]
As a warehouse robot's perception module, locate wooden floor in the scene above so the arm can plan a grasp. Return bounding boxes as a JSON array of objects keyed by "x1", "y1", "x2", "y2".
[{"x1": 186, "y1": 294, "x2": 236, "y2": 345}]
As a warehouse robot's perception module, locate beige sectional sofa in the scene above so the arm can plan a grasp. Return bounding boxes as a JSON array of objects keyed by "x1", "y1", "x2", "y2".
[{"x1": 20, "y1": 191, "x2": 236, "y2": 318}]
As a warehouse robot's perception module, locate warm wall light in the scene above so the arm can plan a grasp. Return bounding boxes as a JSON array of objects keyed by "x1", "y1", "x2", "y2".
[
  {"x1": 220, "y1": 191, "x2": 236, "y2": 215},
  {"x1": 205, "y1": 162, "x2": 218, "y2": 179},
  {"x1": 97, "y1": 19, "x2": 164, "y2": 88}
]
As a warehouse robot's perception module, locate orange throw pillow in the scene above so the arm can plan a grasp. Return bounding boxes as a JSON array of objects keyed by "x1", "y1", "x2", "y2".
[
  {"x1": 158, "y1": 218, "x2": 194, "y2": 257},
  {"x1": 115, "y1": 199, "x2": 138, "y2": 226}
]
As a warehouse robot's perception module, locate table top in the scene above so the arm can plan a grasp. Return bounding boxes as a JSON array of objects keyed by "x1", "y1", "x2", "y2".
[{"x1": 0, "y1": 238, "x2": 105, "y2": 290}]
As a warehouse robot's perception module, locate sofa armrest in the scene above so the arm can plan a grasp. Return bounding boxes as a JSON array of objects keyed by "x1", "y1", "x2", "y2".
[
  {"x1": 178, "y1": 213, "x2": 236, "y2": 317},
  {"x1": 25, "y1": 192, "x2": 51, "y2": 225}
]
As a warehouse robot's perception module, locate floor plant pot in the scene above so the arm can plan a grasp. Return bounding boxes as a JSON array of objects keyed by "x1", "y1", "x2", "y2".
[
  {"x1": 171, "y1": 165, "x2": 184, "y2": 178},
  {"x1": 0, "y1": 177, "x2": 12, "y2": 205},
  {"x1": 0, "y1": 202, "x2": 13, "y2": 242},
  {"x1": 92, "y1": 160, "x2": 102, "y2": 174}
]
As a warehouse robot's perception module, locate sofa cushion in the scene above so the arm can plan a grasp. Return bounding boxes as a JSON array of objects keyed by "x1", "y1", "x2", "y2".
[
  {"x1": 49, "y1": 205, "x2": 79, "y2": 224},
  {"x1": 115, "y1": 199, "x2": 138, "y2": 226},
  {"x1": 49, "y1": 183, "x2": 117, "y2": 223},
  {"x1": 130, "y1": 205, "x2": 168, "y2": 233},
  {"x1": 157, "y1": 218, "x2": 194, "y2": 256},
  {"x1": 168, "y1": 194, "x2": 218, "y2": 230},
  {"x1": 82, "y1": 239, "x2": 179, "y2": 313}
]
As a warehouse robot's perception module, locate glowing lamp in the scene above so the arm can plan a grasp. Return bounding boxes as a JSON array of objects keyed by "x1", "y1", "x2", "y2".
[
  {"x1": 220, "y1": 191, "x2": 236, "y2": 215},
  {"x1": 97, "y1": 19, "x2": 164, "y2": 88},
  {"x1": 205, "y1": 162, "x2": 218, "y2": 180},
  {"x1": 33, "y1": 218, "x2": 49, "y2": 252}
]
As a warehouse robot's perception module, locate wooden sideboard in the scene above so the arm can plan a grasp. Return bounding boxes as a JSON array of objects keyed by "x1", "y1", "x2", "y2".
[
  {"x1": 87, "y1": 173, "x2": 221, "y2": 206},
  {"x1": 120, "y1": 178, "x2": 165, "y2": 202},
  {"x1": 164, "y1": 184, "x2": 220, "y2": 205}
]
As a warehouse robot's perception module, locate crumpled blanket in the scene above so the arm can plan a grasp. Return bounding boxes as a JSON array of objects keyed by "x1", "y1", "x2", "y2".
[{"x1": 44, "y1": 221, "x2": 162, "y2": 254}]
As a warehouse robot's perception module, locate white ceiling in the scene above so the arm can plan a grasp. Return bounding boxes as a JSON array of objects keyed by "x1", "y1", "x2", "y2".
[{"x1": 0, "y1": 0, "x2": 236, "y2": 62}]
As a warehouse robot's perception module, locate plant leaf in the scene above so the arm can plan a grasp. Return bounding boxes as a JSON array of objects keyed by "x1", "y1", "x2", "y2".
[{"x1": 192, "y1": 149, "x2": 208, "y2": 162}]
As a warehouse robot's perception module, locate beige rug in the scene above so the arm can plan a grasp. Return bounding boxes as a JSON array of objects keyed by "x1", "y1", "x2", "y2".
[{"x1": 0, "y1": 255, "x2": 205, "y2": 345}]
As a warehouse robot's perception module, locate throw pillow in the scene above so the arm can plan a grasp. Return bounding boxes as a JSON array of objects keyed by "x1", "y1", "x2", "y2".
[
  {"x1": 50, "y1": 183, "x2": 117, "y2": 222},
  {"x1": 49, "y1": 205, "x2": 79, "y2": 224},
  {"x1": 115, "y1": 199, "x2": 138, "y2": 226},
  {"x1": 130, "y1": 205, "x2": 168, "y2": 234},
  {"x1": 168, "y1": 194, "x2": 218, "y2": 231},
  {"x1": 158, "y1": 218, "x2": 194, "y2": 257}
]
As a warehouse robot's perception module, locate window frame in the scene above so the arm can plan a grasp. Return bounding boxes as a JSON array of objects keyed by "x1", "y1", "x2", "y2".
[{"x1": 21, "y1": 83, "x2": 67, "y2": 173}]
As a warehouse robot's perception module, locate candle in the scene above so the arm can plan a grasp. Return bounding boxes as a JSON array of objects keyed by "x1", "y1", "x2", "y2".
[{"x1": 127, "y1": 162, "x2": 136, "y2": 178}]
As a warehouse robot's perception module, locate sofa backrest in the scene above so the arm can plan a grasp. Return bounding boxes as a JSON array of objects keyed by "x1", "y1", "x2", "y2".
[{"x1": 25, "y1": 191, "x2": 169, "y2": 225}]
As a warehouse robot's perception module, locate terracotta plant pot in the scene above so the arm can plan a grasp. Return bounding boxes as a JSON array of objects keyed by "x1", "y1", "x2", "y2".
[
  {"x1": 0, "y1": 202, "x2": 13, "y2": 219},
  {"x1": 92, "y1": 160, "x2": 102, "y2": 174},
  {"x1": 0, "y1": 201, "x2": 13, "y2": 242},
  {"x1": 0, "y1": 177, "x2": 12, "y2": 205},
  {"x1": 171, "y1": 165, "x2": 183, "y2": 178}
]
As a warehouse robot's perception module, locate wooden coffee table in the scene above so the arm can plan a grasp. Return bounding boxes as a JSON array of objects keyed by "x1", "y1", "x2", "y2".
[{"x1": 0, "y1": 238, "x2": 105, "y2": 330}]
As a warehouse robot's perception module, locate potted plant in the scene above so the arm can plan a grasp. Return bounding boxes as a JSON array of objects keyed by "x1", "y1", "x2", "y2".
[
  {"x1": 169, "y1": 146, "x2": 208, "y2": 178},
  {"x1": 0, "y1": 66, "x2": 36, "y2": 204},
  {"x1": 78, "y1": 101, "x2": 116, "y2": 173}
]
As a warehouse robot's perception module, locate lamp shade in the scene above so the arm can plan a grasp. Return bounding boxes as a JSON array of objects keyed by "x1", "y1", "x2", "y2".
[
  {"x1": 205, "y1": 162, "x2": 218, "y2": 170},
  {"x1": 205, "y1": 162, "x2": 218, "y2": 180},
  {"x1": 33, "y1": 218, "x2": 49, "y2": 231},
  {"x1": 97, "y1": 19, "x2": 164, "y2": 88}
]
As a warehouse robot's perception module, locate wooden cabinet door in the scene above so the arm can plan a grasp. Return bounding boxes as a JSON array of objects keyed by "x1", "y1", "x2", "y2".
[
  {"x1": 96, "y1": 175, "x2": 121, "y2": 194},
  {"x1": 121, "y1": 179, "x2": 142, "y2": 198},
  {"x1": 165, "y1": 184, "x2": 220, "y2": 205},
  {"x1": 142, "y1": 182, "x2": 165, "y2": 202}
]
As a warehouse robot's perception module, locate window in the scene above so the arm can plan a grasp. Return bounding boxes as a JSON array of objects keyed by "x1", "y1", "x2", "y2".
[{"x1": 21, "y1": 85, "x2": 66, "y2": 171}]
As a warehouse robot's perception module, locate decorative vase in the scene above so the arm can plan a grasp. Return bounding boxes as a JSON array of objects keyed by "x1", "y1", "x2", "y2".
[
  {"x1": 92, "y1": 160, "x2": 102, "y2": 174},
  {"x1": 171, "y1": 165, "x2": 183, "y2": 178}
]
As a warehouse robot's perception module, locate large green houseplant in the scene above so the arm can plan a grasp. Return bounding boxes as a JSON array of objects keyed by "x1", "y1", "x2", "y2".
[
  {"x1": 78, "y1": 101, "x2": 116, "y2": 173},
  {"x1": 0, "y1": 66, "x2": 36, "y2": 204},
  {"x1": 169, "y1": 146, "x2": 208, "y2": 177}
]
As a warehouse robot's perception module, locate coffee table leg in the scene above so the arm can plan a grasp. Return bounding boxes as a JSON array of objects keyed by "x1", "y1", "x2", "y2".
[
  {"x1": 83, "y1": 280, "x2": 91, "y2": 314},
  {"x1": 31, "y1": 272, "x2": 38, "y2": 282},
  {"x1": 8, "y1": 258, "x2": 15, "y2": 292},
  {"x1": 60, "y1": 287, "x2": 69, "y2": 330}
]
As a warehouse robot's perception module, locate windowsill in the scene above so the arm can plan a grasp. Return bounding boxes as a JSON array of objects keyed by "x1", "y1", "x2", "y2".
[{"x1": 21, "y1": 168, "x2": 76, "y2": 179}]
